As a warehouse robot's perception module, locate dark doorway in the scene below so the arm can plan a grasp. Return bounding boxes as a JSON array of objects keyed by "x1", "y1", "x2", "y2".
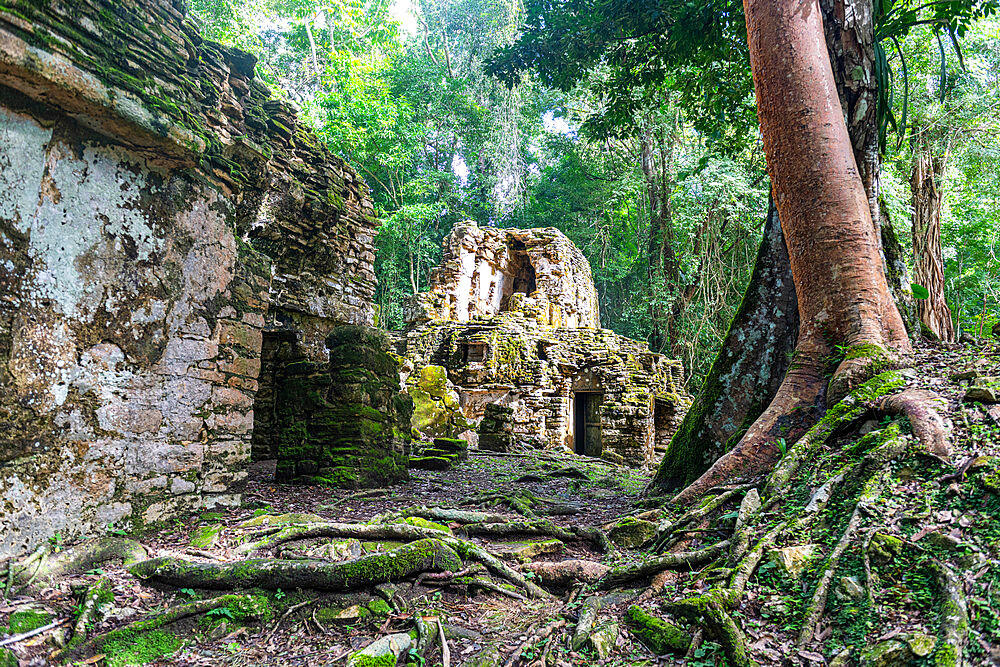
[
  {"x1": 573, "y1": 392, "x2": 603, "y2": 457},
  {"x1": 251, "y1": 330, "x2": 301, "y2": 462},
  {"x1": 653, "y1": 397, "x2": 677, "y2": 454}
]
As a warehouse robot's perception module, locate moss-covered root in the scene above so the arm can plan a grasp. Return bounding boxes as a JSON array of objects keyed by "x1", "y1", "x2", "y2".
[
  {"x1": 625, "y1": 605, "x2": 692, "y2": 655},
  {"x1": 441, "y1": 537, "x2": 552, "y2": 599},
  {"x1": 58, "y1": 594, "x2": 254, "y2": 663},
  {"x1": 12, "y1": 538, "x2": 146, "y2": 587},
  {"x1": 130, "y1": 539, "x2": 462, "y2": 591},
  {"x1": 767, "y1": 371, "x2": 906, "y2": 496},
  {"x1": 235, "y1": 522, "x2": 449, "y2": 555},
  {"x1": 375, "y1": 506, "x2": 511, "y2": 525},
  {"x1": 932, "y1": 560, "x2": 969, "y2": 667},
  {"x1": 653, "y1": 484, "x2": 753, "y2": 552},
  {"x1": 667, "y1": 591, "x2": 755, "y2": 667},
  {"x1": 571, "y1": 590, "x2": 639, "y2": 650},
  {"x1": 597, "y1": 539, "x2": 732, "y2": 590},
  {"x1": 828, "y1": 343, "x2": 902, "y2": 404},
  {"x1": 70, "y1": 577, "x2": 114, "y2": 644},
  {"x1": 797, "y1": 468, "x2": 889, "y2": 648}
]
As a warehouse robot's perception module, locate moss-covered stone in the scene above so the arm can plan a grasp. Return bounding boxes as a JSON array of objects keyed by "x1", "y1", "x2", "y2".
[
  {"x1": 606, "y1": 518, "x2": 657, "y2": 549},
  {"x1": 346, "y1": 632, "x2": 412, "y2": 667},
  {"x1": 407, "y1": 365, "x2": 470, "y2": 439},
  {"x1": 269, "y1": 325, "x2": 412, "y2": 488},
  {"x1": 625, "y1": 605, "x2": 691, "y2": 655},
  {"x1": 492, "y1": 539, "x2": 564, "y2": 562},
  {"x1": 189, "y1": 523, "x2": 223, "y2": 549},
  {"x1": 767, "y1": 544, "x2": 819, "y2": 580},
  {"x1": 860, "y1": 639, "x2": 909, "y2": 667}
]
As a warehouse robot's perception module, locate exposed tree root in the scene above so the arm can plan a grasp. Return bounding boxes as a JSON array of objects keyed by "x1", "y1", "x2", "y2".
[
  {"x1": 653, "y1": 484, "x2": 753, "y2": 551},
  {"x1": 796, "y1": 470, "x2": 888, "y2": 647},
  {"x1": 378, "y1": 506, "x2": 512, "y2": 524},
  {"x1": 235, "y1": 521, "x2": 449, "y2": 554},
  {"x1": 130, "y1": 539, "x2": 462, "y2": 591},
  {"x1": 462, "y1": 519, "x2": 575, "y2": 541},
  {"x1": 597, "y1": 539, "x2": 732, "y2": 590},
  {"x1": 767, "y1": 370, "x2": 906, "y2": 496},
  {"x1": 932, "y1": 559, "x2": 970, "y2": 666},
  {"x1": 522, "y1": 560, "x2": 610, "y2": 589},
  {"x1": 671, "y1": 352, "x2": 830, "y2": 506},
  {"x1": 503, "y1": 619, "x2": 565, "y2": 667},
  {"x1": 439, "y1": 537, "x2": 552, "y2": 599},
  {"x1": 459, "y1": 491, "x2": 580, "y2": 517},
  {"x1": 58, "y1": 594, "x2": 255, "y2": 662},
  {"x1": 70, "y1": 577, "x2": 113, "y2": 645},
  {"x1": 570, "y1": 590, "x2": 638, "y2": 650},
  {"x1": 666, "y1": 591, "x2": 752, "y2": 667},
  {"x1": 880, "y1": 388, "x2": 953, "y2": 459}
]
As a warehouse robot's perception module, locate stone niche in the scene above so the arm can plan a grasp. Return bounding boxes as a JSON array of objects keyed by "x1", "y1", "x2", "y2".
[
  {"x1": 402, "y1": 223, "x2": 692, "y2": 465},
  {"x1": 0, "y1": 0, "x2": 404, "y2": 558}
]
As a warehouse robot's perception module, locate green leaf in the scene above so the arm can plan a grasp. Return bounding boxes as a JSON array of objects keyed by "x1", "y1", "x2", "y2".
[{"x1": 911, "y1": 283, "x2": 931, "y2": 300}]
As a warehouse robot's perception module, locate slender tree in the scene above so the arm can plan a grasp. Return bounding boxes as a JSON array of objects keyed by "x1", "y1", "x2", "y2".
[{"x1": 910, "y1": 140, "x2": 956, "y2": 341}]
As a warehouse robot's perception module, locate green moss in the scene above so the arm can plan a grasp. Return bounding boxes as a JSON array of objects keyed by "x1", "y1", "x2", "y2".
[
  {"x1": 366, "y1": 598, "x2": 393, "y2": 616},
  {"x1": 189, "y1": 523, "x2": 223, "y2": 549},
  {"x1": 625, "y1": 605, "x2": 692, "y2": 654},
  {"x1": 397, "y1": 517, "x2": 452, "y2": 534},
  {"x1": 5, "y1": 609, "x2": 51, "y2": 634},
  {"x1": 347, "y1": 654, "x2": 396, "y2": 667},
  {"x1": 100, "y1": 629, "x2": 181, "y2": 667}
]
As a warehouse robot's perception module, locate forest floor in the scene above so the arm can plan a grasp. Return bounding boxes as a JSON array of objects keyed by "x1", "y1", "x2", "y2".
[{"x1": 2, "y1": 341, "x2": 999, "y2": 667}]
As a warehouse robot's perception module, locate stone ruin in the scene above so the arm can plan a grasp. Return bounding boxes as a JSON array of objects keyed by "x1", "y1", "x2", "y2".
[
  {"x1": 0, "y1": 0, "x2": 410, "y2": 558},
  {"x1": 401, "y1": 221, "x2": 692, "y2": 465},
  {"x1": 0, "y1": 0, "x2": 691, "y2": 560}
]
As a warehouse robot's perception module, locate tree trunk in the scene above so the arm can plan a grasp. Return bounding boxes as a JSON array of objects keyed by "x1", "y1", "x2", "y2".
[
  {"x1": 652, "y1": 197, "x2": 799, "y2": 491},
  {"x1": 820, "y1": 0, "x2": 916, "y2": 332},
  {"x1": 910, "y1": 148, "x2": 955, "y2": 342},
  {"x1": 641, "y1": 116, "x2": 678, "y2": 353},
  {"x1": 672, "y1": 0, "x2": 911, "y2": 505}
]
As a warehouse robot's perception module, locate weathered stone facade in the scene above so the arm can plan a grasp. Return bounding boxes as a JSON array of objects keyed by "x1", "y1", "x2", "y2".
[
  {"x1": 407, "y1": 220, "x2": 601, "y2": 329},
  {"x1": 0, "y1": 1, "x2": 385, "y2": 557},
  {"x1": 402, "y1": 224, "x2": 691, "y2": 465}
]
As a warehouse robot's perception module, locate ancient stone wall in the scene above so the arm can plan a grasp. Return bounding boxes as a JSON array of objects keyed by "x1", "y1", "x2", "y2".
[
  {"x1": 402, "y1": 317, "x2": 691, "y2": 465},
  {"x1": 0, "y1": 0, "x2": 379, "y2": 557},
  {"x1": 407, "y1": 221, "x2": 601, "y2": 329}
]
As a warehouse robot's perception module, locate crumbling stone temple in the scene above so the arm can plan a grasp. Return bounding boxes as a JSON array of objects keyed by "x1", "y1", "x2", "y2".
[
  {"x1": 400, "y1": 221, "x2": 691, "y2": 465},
  {"x1": 0, "y1": 0, "x2": 409, "y2": 557}
]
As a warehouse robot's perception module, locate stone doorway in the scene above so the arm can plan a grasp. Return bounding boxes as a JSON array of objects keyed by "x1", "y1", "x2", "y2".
[
  {"x1": 573, "y1": 392, "x2": 603, "y2": 457},
  {"x1": 250, "y1": 330, "x2": 301, "y2": 463}
]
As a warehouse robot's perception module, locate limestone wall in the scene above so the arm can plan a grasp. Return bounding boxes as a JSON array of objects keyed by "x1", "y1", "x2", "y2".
[
  {"x1": 407, "y1": 221, "x2": 601, "y2": 329},
  {"x1": 0, "y1": 0, "x2": 378, "y2": 557}
]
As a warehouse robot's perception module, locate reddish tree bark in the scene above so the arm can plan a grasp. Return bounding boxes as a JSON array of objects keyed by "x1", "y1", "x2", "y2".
[
  {"x1": 673, "y1": 0, "x2": 911, "y2": 504},
  {"x1": 910, "y1": 149, "x2": 955, "y2": 342}
]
